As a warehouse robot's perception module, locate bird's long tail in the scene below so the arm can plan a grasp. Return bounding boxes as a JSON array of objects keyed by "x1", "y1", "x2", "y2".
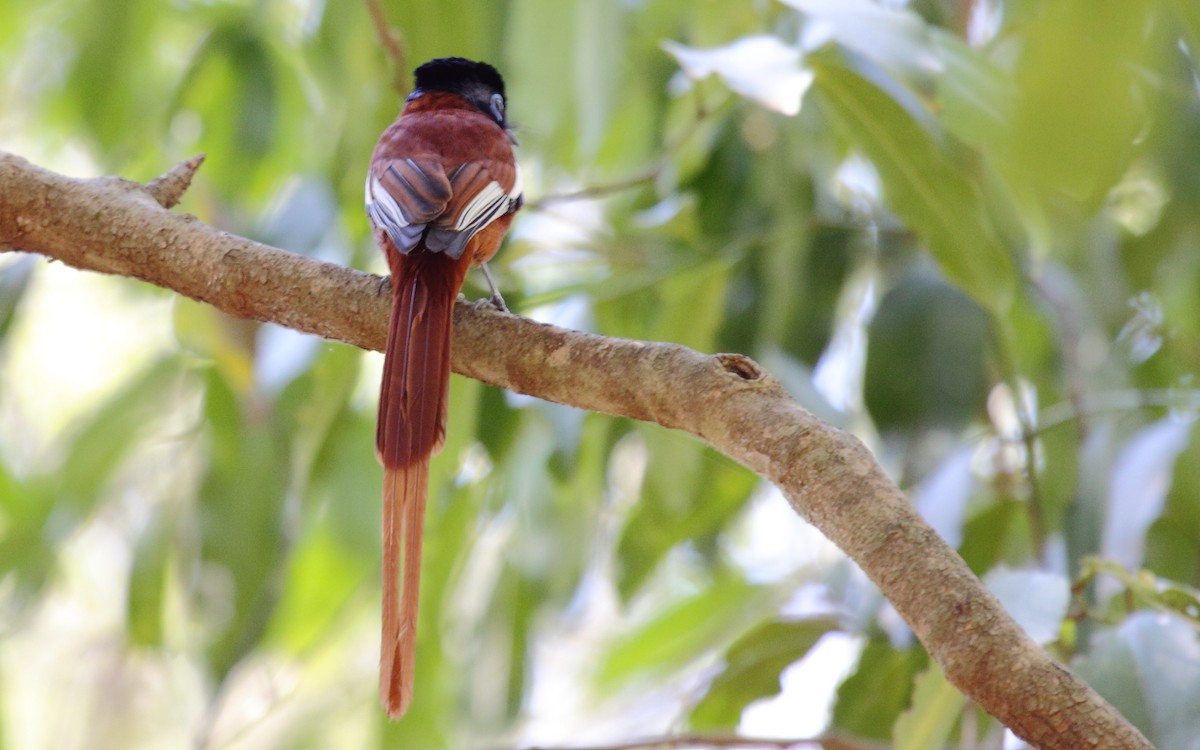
[{"x1": 377, "y1": 249, "x2": 467, "y2": 718}]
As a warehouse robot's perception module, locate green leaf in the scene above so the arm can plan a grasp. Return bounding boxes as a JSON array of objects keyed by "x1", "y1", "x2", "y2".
[
  {"x1": 58, "y1": 356, "x2": 183, "y2": 512},
  {"x1": 0, "y1": 478, "x2": 55, "y2": 595},
  {"x1": 929, "y1": 29, "x2": 1012, "y2": 148},
  {"x1": 0, "y1": 356, "x2": 180, "y2": 597},
  {"x1": 1073, "y1": 612, "x2": 1200, "y2": 748},
  {"x1": 226, "y1": 30, "x2": 278, "y2": 162},
  {"x1": 0, "y1": 256, "x2": 34, "y2": 343},
  {"x1": 126, "y1": 509, "x2": 171, "y2": 647},
  {"x1": 832, "y1": 638, "x2": 927, "y2": 739},
  {"x1": 388, "y1": 0, "x2": 504, "y2": 77},
  {"x1": 195, "y1": 367, "x2": 289, "y2": 679},
  {"x1": 892, "y1": 663, "x2": 964, "y2": 750},
  {"x1": 1145, "y1": 518, "x2": 1200, "y2": 586},
  {"x1": 997, "y1": 0, "x2": 1157, "y2": 213},
  {"x1": 1172, "y1": 0, "x2": 1200, "y2": 70},
  {"x1": 1149, "y1": 431, "x2": 1200, "y2": 585},
  {"x1": 811, "y1": 54, "x2": 1014, "y2": 314},
  {"x1": 508, "y1": 0, "x2": 579, "y2": 160},
  {"x1": 599, "y1": 572, "x2": 764, "y2": 689},
  {"x1": 574, "y1": 0, "x2": 625, "y2": 157},
  {"x1": 310, "y1": 406, "x2": 383, "y2": 555},
  {"x1": 958, "y1": 500, "x2": 1019, "y2": 574},
  {"x1": 690, "y1": 617, "x2": 838, "y2": 729},
  {"x1": 172, "y1": 297, "x2": 255, "y2": 391},
  {"x1": 1106, "y1": 419, "x2": 1191, "y2": 567},
  {"x1": 267, "y1": 523, "x2": 369, "y2": 653},
  {"x1": 616, "y1": 435, "x2": 757, "y2": 600},
  {"x1": 786, "y1": 227, "x2": 856, "y2": 365},
  {"x1": 655, "y1": 257, "x2": 732, "y2": 348},
  {"x1": 168, "y1": 19, "x2": 288, "y2": 197},
  {"x1": 474, "y1": 375, "x2": 522, "y2": 461},
  {"x1": 63, "y1": 0, "x2": 157, "y2": 156},
  {"x1": 287, "y1": 343, "x2": 361, "y2": 494}
]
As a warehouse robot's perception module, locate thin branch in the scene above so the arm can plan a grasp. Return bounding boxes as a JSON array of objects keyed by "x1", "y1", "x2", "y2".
[
  {"x1": 363, "y1": 0, "x2": 406, "y2": 92},
  {"x1": 1032, "y1": 388, "x2": 1199, "y2": 436},
  {"x1": 987, "y1": 320, "x2": 1047, "y2": 558},
  {"x1": 0, "y1": 151, "x2": 1154, "y2": 750},
  {"x1": 526, "y1": 91, "x2": 718, "y2": 211},
  {"x1": 530, "y1": 161, "x2": 669, "y2": 209},
  {"x1": 512, "y1": 733, "x2": 886, "y2": 750}
]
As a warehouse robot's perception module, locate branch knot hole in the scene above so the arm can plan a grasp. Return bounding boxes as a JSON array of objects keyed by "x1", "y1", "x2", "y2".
[{"x1": 714, "y1": 353, "x2": 763, "y2": 381}]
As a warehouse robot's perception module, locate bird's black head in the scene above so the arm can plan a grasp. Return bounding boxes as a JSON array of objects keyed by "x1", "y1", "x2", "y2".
[{"x1": 410, "y1": 57, "x2": 508, "y2": 127}]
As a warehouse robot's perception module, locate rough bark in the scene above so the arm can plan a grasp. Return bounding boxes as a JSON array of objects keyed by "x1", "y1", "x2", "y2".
[{"x1": 0, "y1": 151, "x2": 1154, "y2": 750}]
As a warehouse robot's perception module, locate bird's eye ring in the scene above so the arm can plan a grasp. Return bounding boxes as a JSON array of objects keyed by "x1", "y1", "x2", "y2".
[{"x1": 489, "y1": 93, "x2": 505, "y2": 123}]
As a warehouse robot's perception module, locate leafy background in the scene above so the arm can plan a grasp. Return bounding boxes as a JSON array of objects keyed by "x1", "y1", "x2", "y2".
[{"x1": 2, "y1": 0, "x2": 1200, "y2": 748}]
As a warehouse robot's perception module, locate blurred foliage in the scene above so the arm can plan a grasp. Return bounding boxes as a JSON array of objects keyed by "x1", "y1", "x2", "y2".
[{"x1": 2, "y1": 0, "x2": 1200, "y2": 748}]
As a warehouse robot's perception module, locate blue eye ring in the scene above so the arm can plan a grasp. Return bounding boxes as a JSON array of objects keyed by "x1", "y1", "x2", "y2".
[{"x1": 489, "y1": 92, "x2": 506, "y2": 123}]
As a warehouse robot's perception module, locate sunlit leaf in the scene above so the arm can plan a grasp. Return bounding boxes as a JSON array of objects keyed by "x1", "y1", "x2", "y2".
[
  {"x1": 388, "y1": 0, "x2": 504, "y2": 77},
  {"x1": 892, "y1": 663, "x2": 964, "y2": 750},
  {"x1": 616, "y1": 437, "x2": 757, "y2": 600},
  {"x1": 287, "y1": 343, "x2": 361, "y2": 492},
  {"x1": 784, "y1": 0, "x2": 941, "y2": 78},
  {"x1": 1073, "y1": 612, "x2": 1200, "y2": 749},
  {"x1": 168, "y1": 19, "x2": 288, "y2": 197},
  {"x1": 126, "y1": 509, "x2": 171, "y2": 647},
  {"x1": 663, "y1": 36, "x2": 813, "y2": 116},
  {"x1": 0, "y1": 478, "x2": 55, "y2": 595},
  {"x1": 1173, "y1": 0, "x2": 1200, "y2": 68},
  {"x1": 690, "y1": 617, "x2": 837, "y2": 729},
  {"x1": 929, "y1": 29, "x2": 1011, "y2": 148},
  {"x1": 1077, "y1": 558, "x2": 1200, "y2": 626},
  {"x1": 1103, "y1": 418, "x2": 1191, "y2": 569},
  {"x1": 63, "y1": 0, "x2": 158, "y2": 157},
  {"x1": 599, "y1": 572, "x2": 764, "y2": 689},
  {"x1": 574, "y1": 0, "x2": 625, "y2": 158},
  {"x1": 173, "y1": 297, "x2": 256, "y2": 394},
  {"x1": 811, "y1": 54, "x2": 1014, "y2": 313},
  {"x1": 996, "y1": 0, "x2": 1158, "y2": 214},
  {"x1": 58, "y1": 357, "x2": 184, "y2": 510},
  {"x1": 267, "y1": 524, "x2": 368, "y2": 653},
  {"x1": 0, "y1": 356, "x2": 181, "y2": 598}
]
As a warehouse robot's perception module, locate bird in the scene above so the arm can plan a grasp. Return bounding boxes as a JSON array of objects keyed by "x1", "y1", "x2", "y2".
[{"x1": 364, "y1": 57, "x2": 522, "y2": 718}]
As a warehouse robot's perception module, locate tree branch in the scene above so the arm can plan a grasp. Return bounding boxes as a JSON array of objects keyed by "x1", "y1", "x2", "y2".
[
  {"x1": 362, "y1": 0, "x2": 407, "y2": 93},
  {"x1": 0, "y1": 151, "x2": 1152, "y2": 750},
  {"x1": 512, "y1": 733, "x2": 886, "y2": 750}
]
